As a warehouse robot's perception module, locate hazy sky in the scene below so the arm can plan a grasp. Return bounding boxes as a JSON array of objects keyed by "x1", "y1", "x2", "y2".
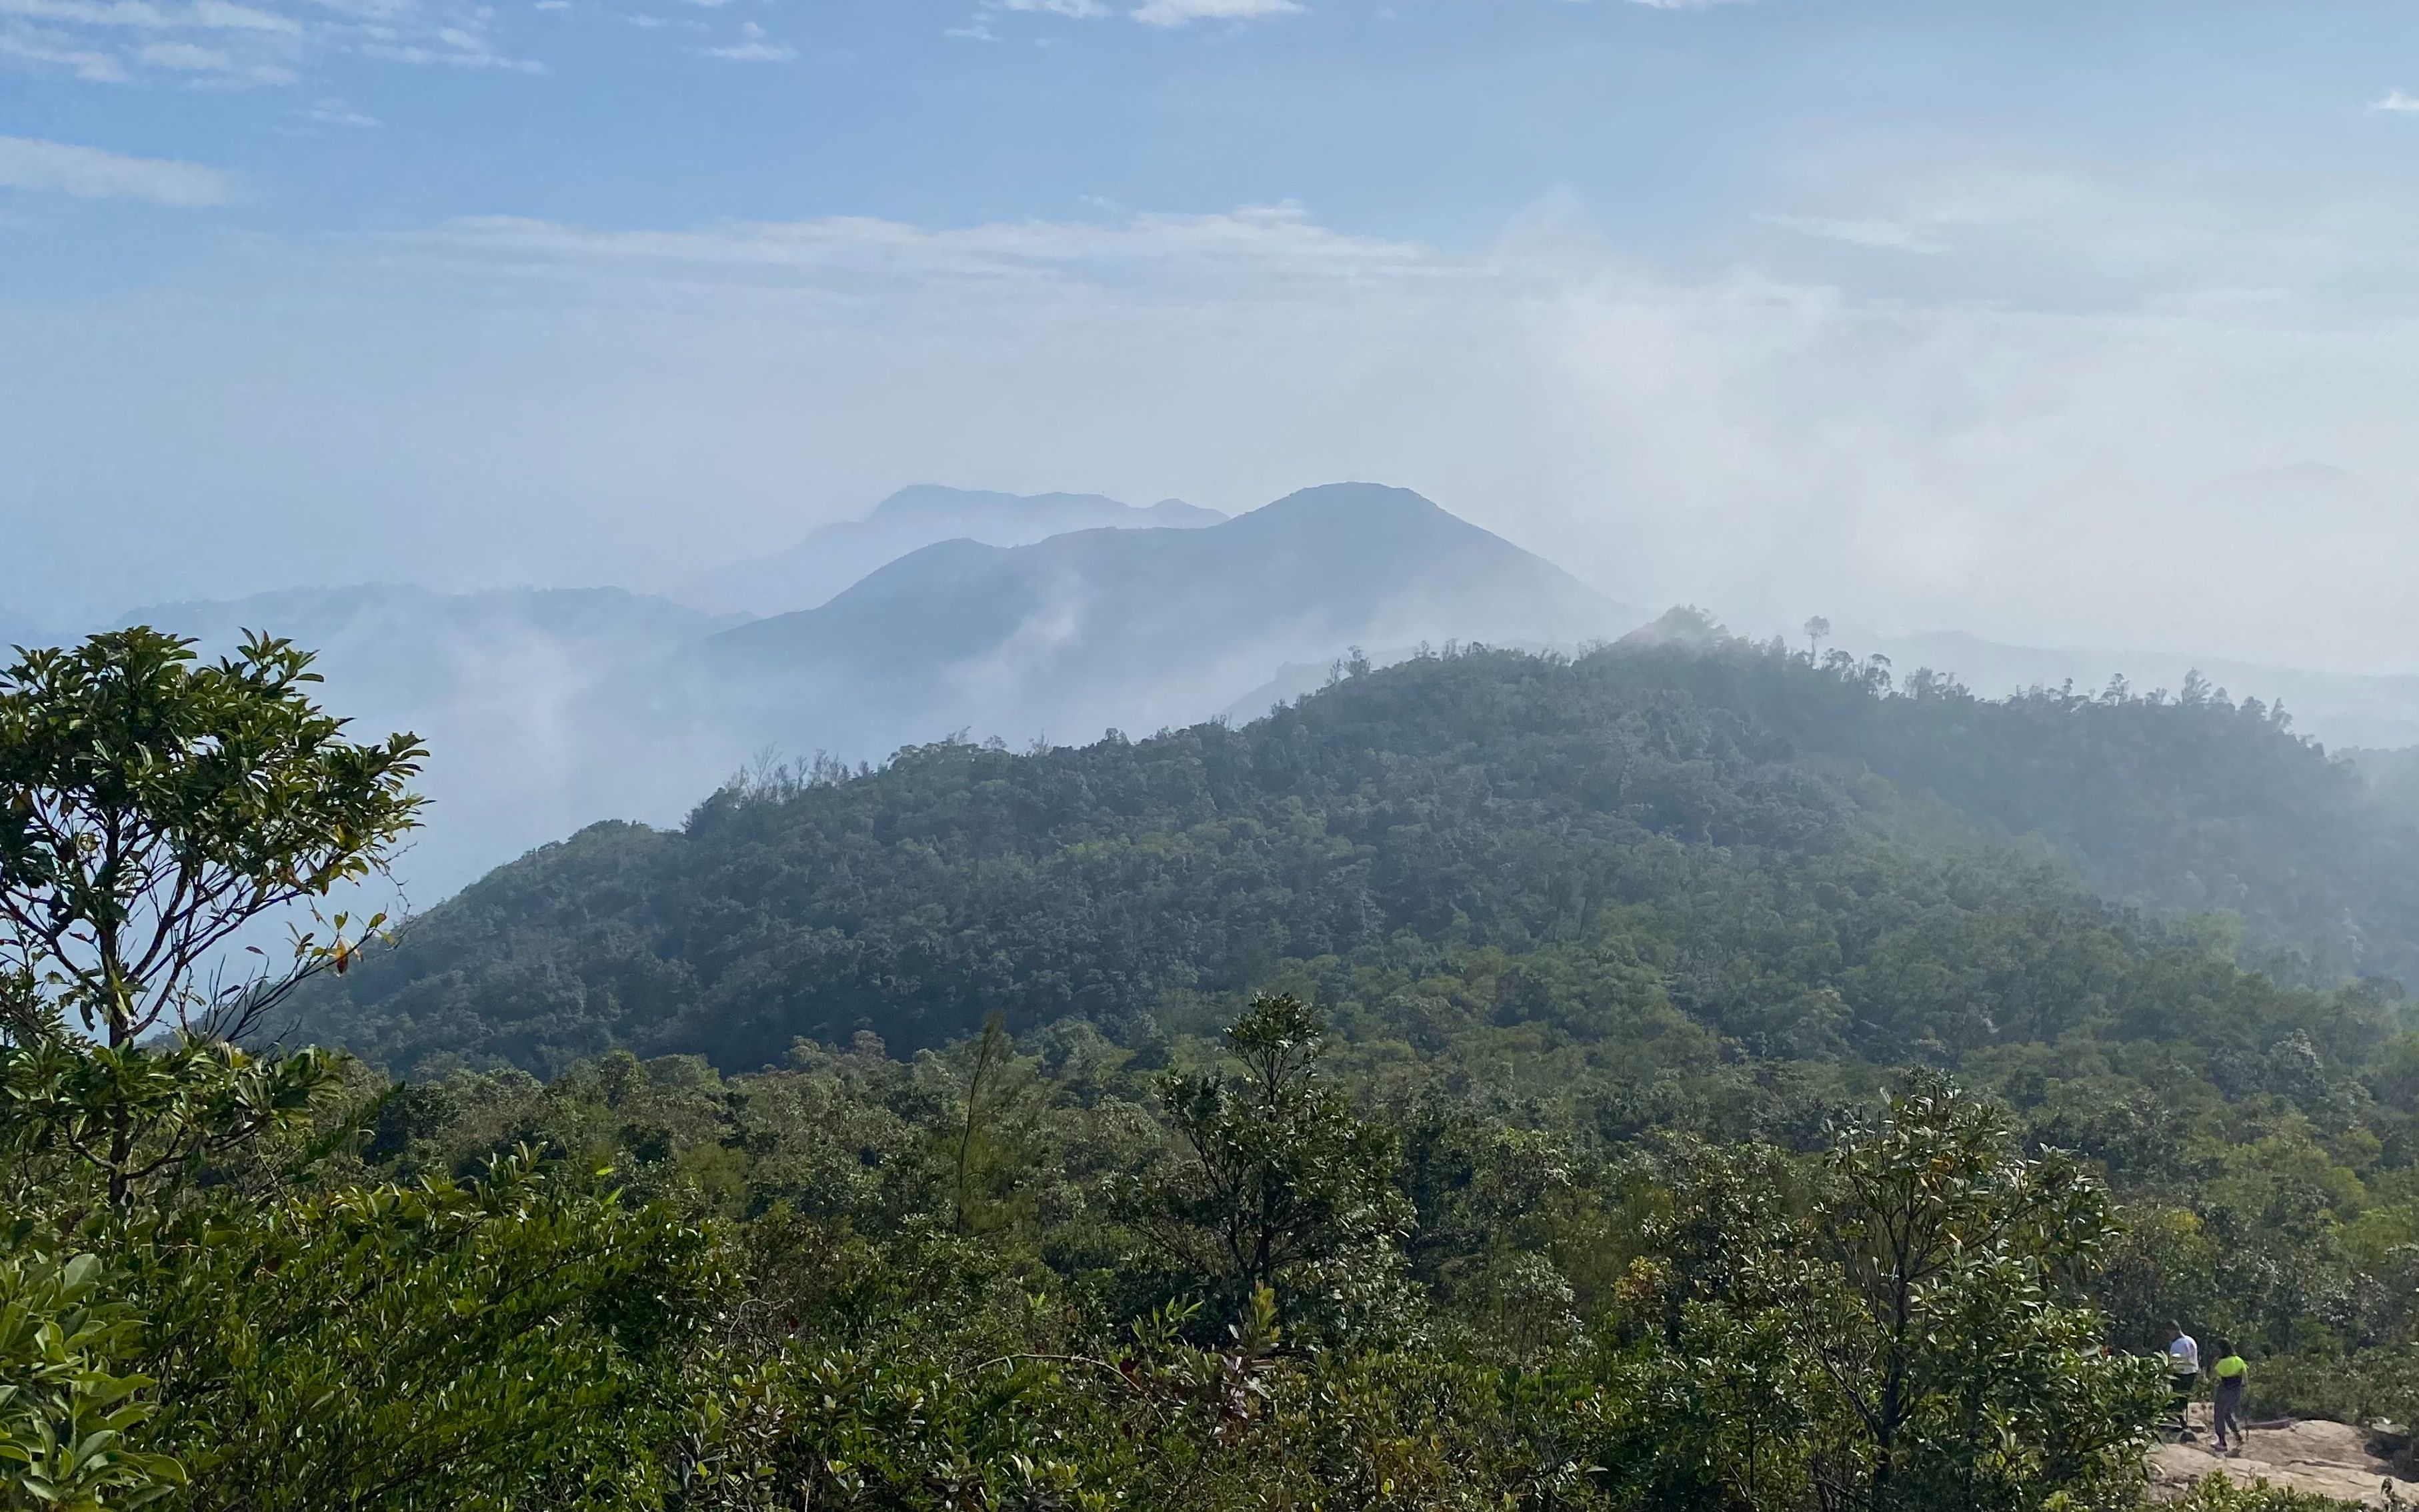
[{"x1": 9, "y1": 0, "x2": 2419, "y2": 669}]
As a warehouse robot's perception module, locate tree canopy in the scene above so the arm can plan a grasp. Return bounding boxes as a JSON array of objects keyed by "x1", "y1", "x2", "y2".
[{"x1": 5, "y1": 621, "x2": 2414, "y2": 1512}]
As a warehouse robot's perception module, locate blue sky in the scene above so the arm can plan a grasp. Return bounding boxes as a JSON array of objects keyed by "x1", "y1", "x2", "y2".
[{"x1": 8, "y1": 0, "x2": 2419, "y2": 667}]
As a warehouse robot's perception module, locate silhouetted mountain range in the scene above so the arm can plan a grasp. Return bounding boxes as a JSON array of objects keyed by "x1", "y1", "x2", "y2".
[
  {"x1": 85, "y1": 484, "x2": 1628, "y2": 898},
  {"x1": 666, "y1": 481, "x2": 1637, "y2": 756},
  {"x1": 678, "y1": 485, "x2": 1224, "y2": 616},
  {"x1": 73, "y1": 483, "x2": 2419, "y2": 916}
]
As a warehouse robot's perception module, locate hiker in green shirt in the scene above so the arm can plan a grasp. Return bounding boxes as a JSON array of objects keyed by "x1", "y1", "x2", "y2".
[{"x1": 2212, "y1": 1340, "x2": 2248, "y2": 1453}]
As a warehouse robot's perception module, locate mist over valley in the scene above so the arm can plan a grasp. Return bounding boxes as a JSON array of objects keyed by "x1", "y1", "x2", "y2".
[
  {"x1": 56, "y1": 478, "x2": 2419, "y2": 920},
  {"x1": 71, "y1": 481, "x2": 1646, "y2": 901}
]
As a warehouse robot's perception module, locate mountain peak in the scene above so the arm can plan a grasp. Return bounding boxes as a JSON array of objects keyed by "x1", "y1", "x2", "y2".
[
  {"x1": 865, "y1": 485, "x2": 1226, "y2": 531},
  {"x1": 1247, "y1": 481, "x2": 1454, "y2": 525},
  {"x1": 681, "y1": 485, "x2": 1223, "y2": 616},
  {"x1": 868, "y1": 485, "x2": 1121, "y2": 525},
  {"x1": 1617, "y1": 605, "x2": 1731, "y2": 653}
]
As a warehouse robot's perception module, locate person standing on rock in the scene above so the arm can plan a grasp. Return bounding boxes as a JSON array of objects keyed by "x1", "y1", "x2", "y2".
[
  {"x1": 2166, "y1": 1323, "x2": 2202, "y2": 1435},
  {"x1": 2211, "y1": 1340, "x2": 2248, "y2": 1453}
]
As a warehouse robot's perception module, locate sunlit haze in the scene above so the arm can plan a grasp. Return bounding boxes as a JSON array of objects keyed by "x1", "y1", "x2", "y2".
[{"x1": 9, "y1": 0, "x2": 2419, "y2": 670}]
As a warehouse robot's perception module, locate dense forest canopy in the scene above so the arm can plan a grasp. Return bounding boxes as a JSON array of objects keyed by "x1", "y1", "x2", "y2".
[
  {"x1": 14, "y1": 621, "x2": 2419, "y2": 1511},
  {"x1": 300, "y1": 611, "x2": 2419, "y2": 1079}
]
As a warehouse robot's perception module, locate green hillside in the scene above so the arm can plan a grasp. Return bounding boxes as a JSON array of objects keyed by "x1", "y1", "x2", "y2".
[
  {"x1": 299, "y1": 615, "x2": 2419, "y2": 1081},
  {"x1": 21, "y1": 622, "x2": 2419, "y2": 1511}
]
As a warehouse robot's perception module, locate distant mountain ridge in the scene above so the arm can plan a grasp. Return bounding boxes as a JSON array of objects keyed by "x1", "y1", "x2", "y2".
[
  {"x1": 75, "y1": 485, "x2": 1634, "y2": 902},
  {"x1": 679, "y1": 484, "x2": 1224, "y2": 616},
  {"x1": 672, "y1": 481, "x2": 1638, "y2": 755},
  {"x1": 1852, "y1": 629, "x2": 2419, "y2": 751},
  {"x1": 292, "y1": 626, "x2": 2419, "y2": 1078}
]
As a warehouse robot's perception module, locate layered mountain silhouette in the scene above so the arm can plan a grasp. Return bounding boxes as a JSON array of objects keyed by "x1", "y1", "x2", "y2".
[
  {"x1": 59, "y1": 485, "x2": 1628, "y2": 899},
  {"x1": 293, "y1": 617, "x2": 2419, "y2": 1078},
  {"x1": 668, "y1": 481, "x2": 1638, "y2": 755},
  {"x1": 65, "y1": 480, "x2": 2419, "y2": 923},
  {"x1": 81, "y1": 484, "x2": 1631, "y2": 900},
  {"x1": 679, "y1": 485, "x2": 1224, "y2": 616}
]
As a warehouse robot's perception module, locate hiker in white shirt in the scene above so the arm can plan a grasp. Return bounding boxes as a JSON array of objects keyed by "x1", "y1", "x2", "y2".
[{"x1": 2165, "y1": 1323, "x2": 2202, "y2": 1433}]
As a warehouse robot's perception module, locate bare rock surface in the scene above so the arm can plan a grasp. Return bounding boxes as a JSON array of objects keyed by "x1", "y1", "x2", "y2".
[{"x1": 2150, "y1": 1410, "x2": 2419, "y2": 1506}]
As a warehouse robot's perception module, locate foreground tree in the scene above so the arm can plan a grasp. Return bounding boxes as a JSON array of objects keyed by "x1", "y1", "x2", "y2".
[
  {"x1": 0, "y1": 627, "x2": 426, "y2": 1047},
  {"x1": 0, "y1": 628, "x2": 425, "y2": 1205},
  {"x1": 1142, "y1": 995, "x2": 1413, "y2": 1335},
  {"x1": 0, "y1": 631, "x2": 732, "y2": 1512},
  {"x1": 1798, "y1": 1075, "x2": 2164, "y2": 1511}
]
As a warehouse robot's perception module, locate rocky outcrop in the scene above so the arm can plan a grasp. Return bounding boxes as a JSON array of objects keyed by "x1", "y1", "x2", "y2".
[{"x1": 2150, "y1": 1414, "x2": 2419, "y2": 1507}]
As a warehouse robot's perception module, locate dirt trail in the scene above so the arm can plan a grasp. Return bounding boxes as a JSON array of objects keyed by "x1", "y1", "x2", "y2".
[{"x1": 2149, "y1": 1407, "x2": 2419, "y2": 1507}]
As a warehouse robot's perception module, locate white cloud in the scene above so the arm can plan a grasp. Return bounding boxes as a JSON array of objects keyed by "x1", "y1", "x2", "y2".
[
  {"x1": 360, "y1": 38, "x2": 541, "y2": 67},
  {"x1": 0, "y1": 0, "x2": 298, "y2": 28},
  {"x1": 0, "y1": 30, "x2": 129, "y2": 76},
  {"x1": 699, "y1": 18, "x2": 786, "y2": 57},
  {"x1": 0, "y1": 0, "x2": 534, "y2": 83},
  {"x1": 1755, "y1": 213, "x2": 1943, "y2": 253},
  {"x1": 357, "y1": 193, "x2": 2419, "y2": 675},
  {"x1": 0, "y1": 134, "x2": 228, "y2": 203},
  {"x1": 136, "y1": 36, "x2": 295, "y2": 77},
  {"x1": 188, "y1": 1, "x2": 291, "y2": 29},
  {"x1": 21, "y1": 179, "x2": 2419, "y2": 682},
  {"x1": 1131, "y1": 0, "x2": 1298, "y2": 26},
  {"x1": 2372, "y1": 89, "x2": 2419, "y2": 113},
  {"x1": 414, "y1": 202, "x2": 1445, "y2": 293},
  {"x1": 305, "y1": 93, "x2": 377, "y2": 123},
  {"x1": 1742, "y1": 139, "x2": 2419, "y2": 317},
  {"x1": 1005, "y1": 0, "x2": 1107, "y2": 16},
  {"x1": 138, "y1": 36, "x2": 220, "y2": 59}
]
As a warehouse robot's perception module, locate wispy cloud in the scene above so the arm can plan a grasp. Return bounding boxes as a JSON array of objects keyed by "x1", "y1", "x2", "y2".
[
  {"x1": 136, "y1": 37, "x2": 295, "y2": 79},
  {"x1": 53, "y1": 188, "x2": 2419, "y2": 683},
  {"x1": 0, "y1": 134, "x2": 229, "y2": 203},
  {"x1": 698, "y1": 19, "x2": 787, "y2": 58},
  {"x1": 1, "y1": 0, "x2": 535, "y2": 83},
  {"x1": 137, "y1": 36, "x2": 221, "y2": 59},
  {"x1": 360, "y1": 38, "x2": 542, "y2": 68},
  {"x1": 949, "y1": 0, "x2": 1103, "y2": 35},
  {"x1": 1131, "y1": 0, "x2": 1299, "y2": 26},
  {"x1": 1749, "y1": 139, "x2": 2419, "y2": 316},
  {"x1": 0, "y1": 0, "x2": 295, "y2": 31},
  {"x1": 305, "y1": 94, "x2": 378, "y2": 124},
  {"x1": 1756, "y1": 213, "x2": 1944, "y2": 253},
  {"x1": 0, "y1": 31, "x2": 130, "y2": 77},
  {"x1": 2371, "y1": 89, "x2": 2419, "y2": 114},
  {"x1": 413, "y1": 202, "x2": 1448, "y2": 295}
]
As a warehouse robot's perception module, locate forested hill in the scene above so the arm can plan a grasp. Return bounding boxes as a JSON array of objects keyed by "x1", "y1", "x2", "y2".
[{"x1": 300, "y1": 616, "x2": 2419, "y2": 1078}]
